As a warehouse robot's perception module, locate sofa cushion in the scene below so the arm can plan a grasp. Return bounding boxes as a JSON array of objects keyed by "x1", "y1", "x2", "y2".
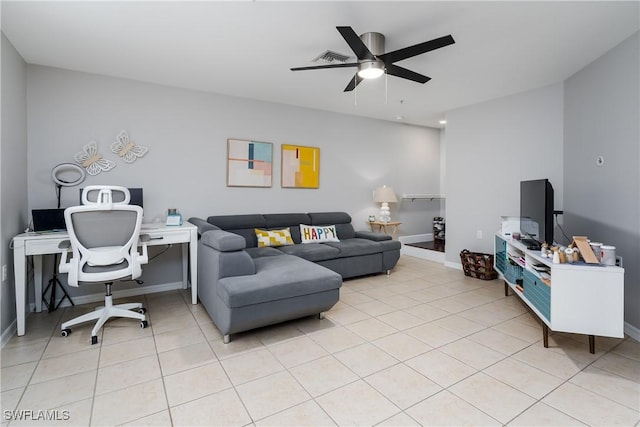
[
  {"x1": 300, "y1": 224, "x2": 340, "y2": 243},
  {"x1": 277, "y1": 243, "x2": 341, "y2": 262},
  {"x1": 207, "y1": 214, "x2": 266, "y2": 230},
  {"x1": 263, "y1": 213, "x2": 310, "y2": 243},
  {"x1": 207, "y1": 214, "x2": 267, "y2": 248},
  {"x1": 325, "y1": 238, "x2": 391, "y2": 257},
  {"x1": 308, "y1": 212, "x2": 356, "y2": 239},
  {"x1": 245, "y1": 246, "x2": 285, "y2": 259},
  {"x1": 308, "y1": 212, "x2": 351, "y2": 225},
  {"x1": 217, "y1": 255, "x2": 342, "y2": 308},
  {"x1": 255, "y1": 228, "x2": 294, "y2": 247}
]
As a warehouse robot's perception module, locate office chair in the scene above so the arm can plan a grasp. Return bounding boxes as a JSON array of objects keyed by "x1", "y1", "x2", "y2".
[{"x1": 58, "y1": 185, "x2": 149, "y2": 345}]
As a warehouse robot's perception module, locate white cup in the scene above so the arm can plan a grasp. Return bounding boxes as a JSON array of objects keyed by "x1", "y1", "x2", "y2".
[{"x1": 600, "y1": 245, "x2": 616, "y2": 266}]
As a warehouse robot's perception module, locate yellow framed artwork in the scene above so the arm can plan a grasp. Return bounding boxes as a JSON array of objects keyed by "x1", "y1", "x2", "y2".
[{"x1": 281, "y1": 144, "x2": 320, "y2": 189}]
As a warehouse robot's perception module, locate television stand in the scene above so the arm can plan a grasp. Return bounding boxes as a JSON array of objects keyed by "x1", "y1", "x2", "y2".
[{"x1": 494, "y1": 233, "x2": 624, "y2": 353}]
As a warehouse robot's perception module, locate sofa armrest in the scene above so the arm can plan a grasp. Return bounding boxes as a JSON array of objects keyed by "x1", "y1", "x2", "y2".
[
  {"x1": 188, "y1": 217, "x2": 220, "y2": 237},
  {"x1": 201, "y1": 230, "x2": 246, "y2": 252},
  {"x1": 200, "y1": 230, "x2": 256, "y2": 278},
  {"x1": 355, "y1": 231, "x2": 392, "y2": 241}
]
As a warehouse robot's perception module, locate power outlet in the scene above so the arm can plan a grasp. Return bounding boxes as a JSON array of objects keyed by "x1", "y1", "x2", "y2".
[
  {"x1": 476, "y1": 230, "x2": 483, "y2": 239},
  {"x1": 2, "y1": 265, "x2": 7, "y2": 282}
]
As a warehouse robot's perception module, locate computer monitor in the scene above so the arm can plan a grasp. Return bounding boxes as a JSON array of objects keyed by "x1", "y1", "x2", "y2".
[{"x1": 79, "y1": 187, "x2": 143, "y2": 208}]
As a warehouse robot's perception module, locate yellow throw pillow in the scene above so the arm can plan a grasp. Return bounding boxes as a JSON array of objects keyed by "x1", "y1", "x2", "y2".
[{"x1": 255, "y1": 228, "x2": 295, "y2": 247}]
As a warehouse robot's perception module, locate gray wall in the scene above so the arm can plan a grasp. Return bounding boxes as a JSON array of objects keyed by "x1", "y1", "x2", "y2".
[
  {"x1": 444, "y1": 83, "x2": 565, "y2": 266},
  {"x1": 25, "y1": 65, "x2": 442, "y2": 299},
  {"x1": 563, "y1": 32, "x2": 639, "y2": 331},
  {"x1": 1, "y1": 33, "x2": 29, "y2": 341}
]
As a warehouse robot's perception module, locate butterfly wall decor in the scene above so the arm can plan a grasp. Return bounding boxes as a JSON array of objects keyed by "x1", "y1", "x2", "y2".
[
  {"x1": 111, "y1": 130, "x2": 148, "y2": 164},
  {"x1": 74, "y1": 141, "x2": 116, "y2": 176}
]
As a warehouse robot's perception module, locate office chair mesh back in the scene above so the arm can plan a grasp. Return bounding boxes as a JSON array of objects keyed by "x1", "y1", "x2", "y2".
[{"x1": 68, "y1": 210, "x2": 139, "y2": 279}]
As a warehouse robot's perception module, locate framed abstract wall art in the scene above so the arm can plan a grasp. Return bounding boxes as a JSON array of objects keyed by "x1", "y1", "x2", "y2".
[
  {"x1": 281, "y1": 144, "x2": 320, "y2": 189},
  {"x1": 227, "y1": 139, "x2": 273, "y2": 187}
]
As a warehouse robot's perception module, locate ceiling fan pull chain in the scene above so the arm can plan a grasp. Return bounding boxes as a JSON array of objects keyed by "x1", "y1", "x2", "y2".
[
  {"x1": 354, "y1": 80, "x2": 358, "y2": 106},
  {"x1": 385, "y1": 70, "x2": 388, "y2": 105}
]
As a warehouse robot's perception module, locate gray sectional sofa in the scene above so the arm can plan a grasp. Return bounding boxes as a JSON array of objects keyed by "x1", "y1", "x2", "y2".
[{"x1": 189, "y1": 212, "x2": 401, "y2": 342}]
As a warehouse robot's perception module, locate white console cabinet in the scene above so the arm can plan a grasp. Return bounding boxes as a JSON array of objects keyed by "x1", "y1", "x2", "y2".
[{"x1": 494, "y1": 233, "x2": 624, "y2": 353}]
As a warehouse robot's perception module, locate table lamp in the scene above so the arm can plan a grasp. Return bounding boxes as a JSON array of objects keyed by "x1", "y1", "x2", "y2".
[{"x1": 374, "y1": 185, "x2": 397, "y2": 223}]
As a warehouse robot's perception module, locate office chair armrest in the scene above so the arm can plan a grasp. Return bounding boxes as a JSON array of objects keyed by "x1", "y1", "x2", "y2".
[
  {"x1": 58, "y1": 243, "x2": 79, "y2": 286},
  {"x1": 58, "y1": 240, "x2": 71, "y2": 273},
  {"x1": 137, "y1": 235, "x2": 149, "y2": 265}
]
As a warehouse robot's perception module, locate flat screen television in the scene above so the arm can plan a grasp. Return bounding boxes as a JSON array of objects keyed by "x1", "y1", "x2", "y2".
[
  {"x1": 520, "y1": 179, "x2": 554, "y2": 248},
  {"x1": 79, "y1": 187, "x2": 143, "y2": 208}
]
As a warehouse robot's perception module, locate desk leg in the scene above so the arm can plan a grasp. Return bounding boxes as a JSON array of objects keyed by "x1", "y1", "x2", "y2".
[
  {"x1": 34, "y1": 255, "x2": 43, "y2": 313},
  {"x1": 181, "y1": 243, "x2": 188, "y2": 290},
  {"x1": 14, "y1": 246, "x2": 27, "y2": 336},
  {"x1": 189, "y1": 230, "x2": 198, "y2": 305}
]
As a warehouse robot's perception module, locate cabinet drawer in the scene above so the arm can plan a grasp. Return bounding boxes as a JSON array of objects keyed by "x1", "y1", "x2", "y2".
[{"x1": 523, "y1": 269, "x2": 550, "y2": 321}]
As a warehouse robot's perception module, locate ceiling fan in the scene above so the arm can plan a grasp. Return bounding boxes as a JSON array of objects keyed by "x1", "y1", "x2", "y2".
[{"x1": 291, "y1": 26, "x2": 455, "y2": 92}]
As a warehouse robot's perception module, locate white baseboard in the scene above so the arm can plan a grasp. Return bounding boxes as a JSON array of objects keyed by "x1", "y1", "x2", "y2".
[
  {"x1": 1, "y1": 319, "x2": 17, "y2": 349},
  {"x1": 400, "y1": 234, "x2": 445, "y2": 263},
  {"x1": 398, "y1": 233, "x2": 433, "y2": 244},
  {"x1": 624, "y1": 322, "x2": 640, "y2": 342},
  {"x1": 28, "y1": 281, "x2": 185, "y2": 312},
  {"x1": 445, "y1": 261, "x2": 463, "y2": 270}
]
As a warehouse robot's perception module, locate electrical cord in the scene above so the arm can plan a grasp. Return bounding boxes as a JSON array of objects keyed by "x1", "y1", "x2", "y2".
[
  {"x1": 554, "y1": 212, "x2": 571, "y2": 245},
  {"x1": 148, "y1": 244, "x2": 173, "y2": 262}
]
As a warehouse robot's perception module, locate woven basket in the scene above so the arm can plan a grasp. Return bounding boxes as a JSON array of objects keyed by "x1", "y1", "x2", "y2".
[{"x1": 460, "y1": 250, "x2": 498, "y2": 280}]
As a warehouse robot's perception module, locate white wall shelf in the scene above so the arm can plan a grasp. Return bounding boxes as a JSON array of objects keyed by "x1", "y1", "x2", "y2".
[{"x1": 402, "y1": 194, "x2": 445, "y2": 201}]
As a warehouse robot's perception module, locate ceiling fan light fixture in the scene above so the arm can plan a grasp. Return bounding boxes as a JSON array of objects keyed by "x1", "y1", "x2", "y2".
[{"x1": 357, "y1": 61, "x2": 385, "y2": 79}]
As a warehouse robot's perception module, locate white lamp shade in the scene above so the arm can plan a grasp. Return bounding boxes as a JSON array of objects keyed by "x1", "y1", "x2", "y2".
[{"x1": 374, "y1": 186, "x2": 398, "y2": 203}]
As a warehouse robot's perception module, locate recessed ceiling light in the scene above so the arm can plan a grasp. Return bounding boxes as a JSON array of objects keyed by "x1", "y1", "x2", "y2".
[
  {"x1": 396, "y1": 115, "x2": 404, "y2": 121},
  {"x1": 439, "y1": 120, "x2": 447, "y2": 125}
]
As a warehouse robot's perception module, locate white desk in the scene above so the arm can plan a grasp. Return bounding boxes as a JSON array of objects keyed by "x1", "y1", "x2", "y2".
[{"x1": 12, "y1": 223, "x2": 198, "y2": 336}]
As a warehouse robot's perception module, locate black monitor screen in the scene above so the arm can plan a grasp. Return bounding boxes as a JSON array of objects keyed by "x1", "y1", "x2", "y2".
[
  {"x1": 80, "y1": 187, "x2": 143, "y2": 208},
  {"x1": 520, "y1": 179, "x2": 554, "y2": 246}
]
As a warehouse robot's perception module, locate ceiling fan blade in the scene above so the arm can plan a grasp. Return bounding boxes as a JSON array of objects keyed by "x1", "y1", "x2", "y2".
[
  {"x1": 337, "y1": 26, "x2": 375, "y2": 61},
  {"x1": 291, "y1": 63, "x2": 359, "y2": 71},
  {"x1": 344, "y1": 74, "x2": 364, "y2": 92},
  {"x1": 379, "y1": 35, "x2": 455, "y2": 64},
  {"x1": 386, "y1": 64, "x2": 431, "y2": 84}
]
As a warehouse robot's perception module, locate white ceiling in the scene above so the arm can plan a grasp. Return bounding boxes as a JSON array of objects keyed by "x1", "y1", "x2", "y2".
[{"x1": 2, "y1": 1, "x2": 638, "y2": 128}]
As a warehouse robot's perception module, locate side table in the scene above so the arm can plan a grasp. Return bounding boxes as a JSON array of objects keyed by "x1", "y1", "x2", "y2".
[{"x1": 368, "y1": 221, "x2": 401, "y2": 239}]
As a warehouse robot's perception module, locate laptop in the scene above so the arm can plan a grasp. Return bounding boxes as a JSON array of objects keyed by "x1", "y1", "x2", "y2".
[{"x1": 32, "y1": 209, "x2": 67, "y2": 232}]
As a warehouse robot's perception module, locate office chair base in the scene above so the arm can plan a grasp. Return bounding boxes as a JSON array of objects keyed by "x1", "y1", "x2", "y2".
[{"x1": 60, "y1": 295, "x2": 147, "y2": 345}]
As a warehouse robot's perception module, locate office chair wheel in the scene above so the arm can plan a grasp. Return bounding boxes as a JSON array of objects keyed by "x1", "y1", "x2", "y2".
[
  {"x1": 91, "y1": 335, "x2": 98, "y2": 345},
  {"x1": 61, "y1": 328, "x2": 71, "y2": 337},
  {"x1": 137, "y1": 307, "x2": 147, "y2": 314},
  {"x1": 140, "y1": 320, "x2": 149, "y2": 329}
]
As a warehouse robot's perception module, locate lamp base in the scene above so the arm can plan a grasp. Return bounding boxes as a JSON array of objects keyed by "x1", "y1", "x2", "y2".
[{"x1": 378, "y1": 202, "x2": 391, "y2": 223}]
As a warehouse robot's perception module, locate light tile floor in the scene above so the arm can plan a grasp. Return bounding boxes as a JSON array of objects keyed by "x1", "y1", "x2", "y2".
[{"x1": 2, "y1": 255, "x2": 639, "y2": 426}]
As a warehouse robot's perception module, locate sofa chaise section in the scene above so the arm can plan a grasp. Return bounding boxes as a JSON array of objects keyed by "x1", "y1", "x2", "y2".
[{"x1": 197, "y1": 229, "x2": 342, "y2": 343}]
